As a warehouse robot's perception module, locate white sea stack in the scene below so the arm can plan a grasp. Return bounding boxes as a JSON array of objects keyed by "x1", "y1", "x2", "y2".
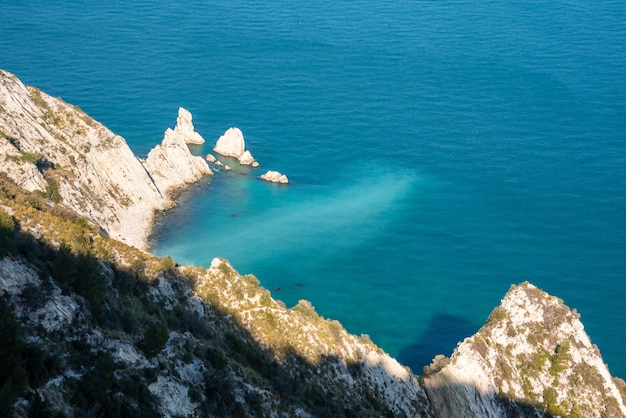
[
  {"x1": 237, "y1": 150, "x2": 256, "y2": 166},
  {"x1": 260, "y1": 170, "x2": 288, "y2": 184},
  {"x1": 174, "y1": 107, "x2": 205, "y2": 145},
  {"x1": 144, "y1": 128, "x2": 213, "y2": 195},
  {"x1": 205, "y1": 153, "x2": 216, "y2": 163},
  {"x1": 214, "y1": 127, "x2": 245, "y2": 158}
]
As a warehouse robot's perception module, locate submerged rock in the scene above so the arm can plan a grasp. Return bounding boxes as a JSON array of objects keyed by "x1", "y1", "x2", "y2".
[
  {"x1": 174, "y1": 107, "x2": 205, "y2": 145},
  {"x1": 260, "y1": 170, "x2": 288, "y2": 184}
]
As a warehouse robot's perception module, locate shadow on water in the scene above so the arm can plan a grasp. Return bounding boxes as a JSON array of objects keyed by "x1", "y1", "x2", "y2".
[{"x1": 397, "y1": 313, "x2": 478, "y2": 373}]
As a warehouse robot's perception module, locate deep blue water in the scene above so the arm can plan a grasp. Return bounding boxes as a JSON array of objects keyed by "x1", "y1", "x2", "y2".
[{"x1": 2, "y1": 1, "x2": 625, "y2": 377}]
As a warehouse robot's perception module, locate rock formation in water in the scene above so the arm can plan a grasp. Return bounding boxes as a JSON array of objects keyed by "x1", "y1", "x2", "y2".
[
  {"x1": 173, "y1": 107, "x2": 205, "y2": 145},
  {"x1": 423, "y1": 282, "x2": 626, "y2": 417},
  {"x1": 143, "y1": 127, "x2": 212, "y2": 195},
  {"x1": 1, "y1": 69, "x2": 624, "y2": 417},
  {"x1": 214, "y1": 127, "x2": 245, "y2": 157},
  {"x1": 0, "y1": 70, "x2": 211, "y2": 250},
  {"x1": 213, "y1": 126, "x2": 259, "y2": 166},
  {"x1": 260, "y1": 170, "x2": 289, "y2": 184},
  {"x1": 238, "y1": 149, "x2": 257, "y2": 166}
]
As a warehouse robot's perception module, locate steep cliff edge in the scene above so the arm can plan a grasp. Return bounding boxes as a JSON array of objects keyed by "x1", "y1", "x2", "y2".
[
  {"x1": 423, "y1": 282, "x2": 626, "y2": 417},
  {"x1": 0, "y1": 70, "x2": 210, "y2": 250}
]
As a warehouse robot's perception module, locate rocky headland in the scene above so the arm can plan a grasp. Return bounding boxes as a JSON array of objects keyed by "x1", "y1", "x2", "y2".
[
  {"x1": 1, "y1": 70, "x2": 624, "y2": 417},
  {"x1": 423, "y1": 282, "x2": 626, "y2": 417},
  {"x1": 0, "y1": 70, "x2": 210, "y2": 250}
]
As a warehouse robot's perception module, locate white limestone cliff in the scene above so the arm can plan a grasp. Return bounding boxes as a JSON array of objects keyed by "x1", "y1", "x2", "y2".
[
  {"x1": 0, "y1": 70, "x2": 211, "y2": 250},
  {"x1": 143, "y1": 128, "x2": 212, "y2": 195},
  {"x1": 423, "y1": 282, "x2": 626, "y2": 418},
  {"x1": 260, "y1": 170, "x2": 289, "y2": 184},
  {"x1": 173, "y1": 107, "x2": 205, "y2": 145}
]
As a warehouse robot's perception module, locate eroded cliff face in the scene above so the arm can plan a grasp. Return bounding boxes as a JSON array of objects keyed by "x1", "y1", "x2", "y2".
[
  {"x1": 0, "y1": 70, "x2": 211, "y2": 250},
  {"x1": 423, "y1": 282, "x2": 626, "y2": 417},
  {"x1": 143, "y1": 127, "x2": 212, "y2": 194}
]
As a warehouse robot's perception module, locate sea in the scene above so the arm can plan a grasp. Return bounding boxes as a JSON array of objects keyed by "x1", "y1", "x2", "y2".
[{"x1": 2, "y1": 0, "x2": 625, "y2": 378}]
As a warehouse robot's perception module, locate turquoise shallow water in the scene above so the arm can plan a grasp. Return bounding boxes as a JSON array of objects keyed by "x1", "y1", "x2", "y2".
[{"x1": 2, "y1": 1, "x2": 625, "y2": 376}]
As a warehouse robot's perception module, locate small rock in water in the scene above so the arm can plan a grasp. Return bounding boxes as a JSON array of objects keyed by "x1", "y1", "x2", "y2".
[{"x1": 260, "y1": 170, "x2": 288, "y2": 184}]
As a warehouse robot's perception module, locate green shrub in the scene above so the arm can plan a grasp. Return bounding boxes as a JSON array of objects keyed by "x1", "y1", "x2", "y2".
[
  {"x1": 549, "y1": 341, "x2": 571, "y2": 376},
  {"x1": 20, "y1": 152, "x2": 45, "y2": 164},
  {"x1": 0, "y1": 299, "x2": 28, "y2": 416},
  {"x1": 51, "y1": 244, "x2": 106, "y2": 303},
  {"x1": 0, "y1": 207, "x2": 16, "y2": 255},
  {"x1": 45, "y1": 177, "x2": 61, "y2": 203},
  {"x1": 159, "y1": 255, "x2": 175, "y2": 274},
  {"x1": 139, "y1": 321, "x2": 169, "y2": 358}
]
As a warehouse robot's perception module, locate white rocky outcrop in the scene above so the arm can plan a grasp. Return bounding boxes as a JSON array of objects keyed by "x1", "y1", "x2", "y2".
[
  {"x1": 173, "y1": 107, "x2": 205, "y2": 145},
  {"x1": 213, "y1": 127, "x2": 245, "y2": 157},
  {"x1": 143, "y1": 128, "x2": 212, "y2": 195},
  {"x1": 260, "y1": 170, "x2": 288, "y2": 184},
  {"x1": 423, "y1": 282, "x2": 626, "y2": 418},
  {"x1": 0, "y1": 139, "x2": 46, "y2": 192},
  {"x1": 213, "y1": 127, "x2": 258, "y2": 166},
  {"x1": 0, "y1": 70, "x2": 211, "y2": 250},
  {"x1": 237, "y1": 150, "x2": 255, "y2": 165}
]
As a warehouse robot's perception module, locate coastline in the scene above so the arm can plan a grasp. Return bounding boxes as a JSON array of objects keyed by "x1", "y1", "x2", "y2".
[
  {"x1": 0, "y1": 69, "x2": 211, "y2": 252},
  {"x1": 2, "y1": 68, "x2": 626, "y2": 417}
]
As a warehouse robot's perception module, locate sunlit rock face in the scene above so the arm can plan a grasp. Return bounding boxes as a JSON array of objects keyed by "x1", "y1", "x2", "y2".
[
  {"x1": 260, "y1": 170, "x2": 289, "y2": 184},
  {"x1": 143, "y1": 127, "x2": 212, "y2": 197},
  {"x1": 173, "y1": 107, "x2": 205, "y2": 145},
  {"x1": 423, "y1": 282, "x2": 626, "y2": 418},
  {"x1": 0, "y1": 70, "x2": 168, "y2": 249},
  {"x1": 238, "y1": 150, "x2": 256, "y2": 166},
  {"x1": 0, "y1": 70, "x2": 212, "y2": 250},
  {"x1": 213, "y1": 127, "x2": 260, "y2": 167},
  {"x1": 214, "y1": 127, "x2": 246, "y2": 158}
]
